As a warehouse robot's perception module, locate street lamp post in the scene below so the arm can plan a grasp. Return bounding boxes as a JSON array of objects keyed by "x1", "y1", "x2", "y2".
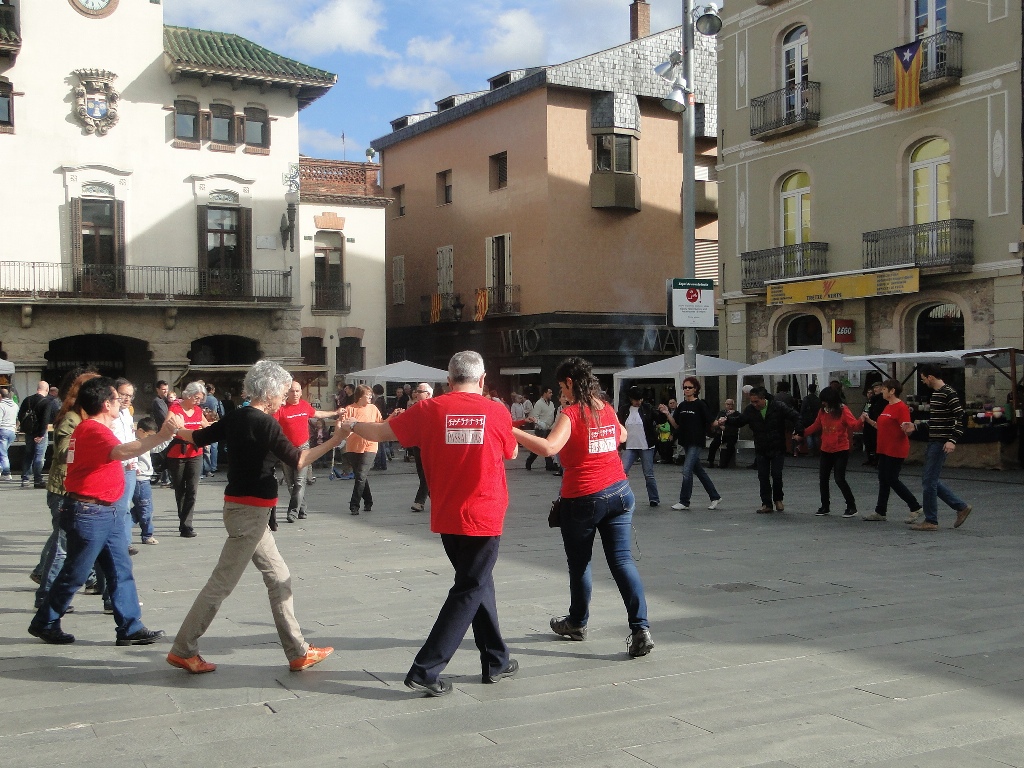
[{"x1": 656, "y1": 1, "x2": 721, "y2": 377}]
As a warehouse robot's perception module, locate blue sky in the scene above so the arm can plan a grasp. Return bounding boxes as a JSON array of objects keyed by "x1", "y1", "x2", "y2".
[{"x1": 163, "y1": 0, "x2": 684, "y2": 160}]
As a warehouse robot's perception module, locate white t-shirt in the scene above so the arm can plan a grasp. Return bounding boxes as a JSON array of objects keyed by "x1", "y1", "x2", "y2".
[{"x1": 624, "y1": 406, "x2": 648, "y2": 450}]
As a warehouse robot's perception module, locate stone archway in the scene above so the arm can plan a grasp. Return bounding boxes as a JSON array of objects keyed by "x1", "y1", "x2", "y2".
[
  {"x1": 43, "y1": 334, "x2": 154, "y2": 389},
  {"x1": 187, "y1": 335, "x2": 260, "y2": 367}
]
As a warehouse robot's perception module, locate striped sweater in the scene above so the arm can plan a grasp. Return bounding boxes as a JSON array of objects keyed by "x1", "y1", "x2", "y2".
[{"x1": 927, "y1": 384, "x2": 965, "y2": 444}]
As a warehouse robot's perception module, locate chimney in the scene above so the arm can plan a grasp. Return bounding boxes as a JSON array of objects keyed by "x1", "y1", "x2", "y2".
[{"x1": 630, "y1": 0, "x2": 650, "y2": 40}]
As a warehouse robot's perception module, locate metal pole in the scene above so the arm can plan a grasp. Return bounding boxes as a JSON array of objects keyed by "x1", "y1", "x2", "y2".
[{"x1": 682, "y1": 0, "x2": 697, "y2": 376}]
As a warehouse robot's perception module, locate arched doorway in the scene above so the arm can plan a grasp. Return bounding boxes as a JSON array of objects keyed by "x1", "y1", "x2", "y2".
[
  {"x1": 187, "y1": 335, "x2": 260, "y2": 367},
  {"x1": 784, "y1": 313, "x2": 823, "y2": 399},
  {"x1": 915, "y1": 302, "x2": 964, "y2": 396},
  {"x1": 44, "y1": 334, "x2": 153, "y2": 389}
]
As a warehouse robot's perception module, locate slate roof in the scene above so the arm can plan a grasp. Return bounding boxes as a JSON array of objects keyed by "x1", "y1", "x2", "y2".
[{"x1": 163, "y1": 26, "x2": 336, "y2": 107}]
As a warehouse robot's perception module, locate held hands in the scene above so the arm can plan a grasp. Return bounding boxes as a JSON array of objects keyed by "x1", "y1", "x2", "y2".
[
  {"x1": 901, "y1": 421, "x2": 916, "y2": 435},
  {"x1": 658, "y1": 404, "x2": 670, "y2": 415},
  {"x1": 163, "y1": 412, "x2": 184, "y2": 437},
  {"x1": 943, "y1": 440, "x2": 956, "y2": 454}
]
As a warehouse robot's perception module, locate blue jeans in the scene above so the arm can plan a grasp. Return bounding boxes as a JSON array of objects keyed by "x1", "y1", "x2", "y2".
[
  {"x1": 921, "y1": 442, "x2": 968, "y2": 524},
  {"x1": 559, "y1": 479, "x2": 648, "y2": 631},
  {"x1": 34, "y1": 491, "x2": 67, "y2": 607},
  {"x1": 0, "y1": 427, "x2": 14, "y2": 474},
  {"x1": 679, "y1": 445, "x2": 721, "y2": 506},
  {"x1": 22, "y1": 432, "x2": 47, "y2": 483},
  {"x1": 621, "y1": 447, "x2": 659, "y2": 504},
  {"x1": 131, "y1": 479, "x2": 154, "y2": 539},
  {"x1": 116, "y1": 467, "x2": 136, "y2": 546},
  {"x1": 203, "y1": 443, "x2": 218, "y2": 474},
  {"x1": 30, "y1": 499, "x2": 145, "y2": 638}
]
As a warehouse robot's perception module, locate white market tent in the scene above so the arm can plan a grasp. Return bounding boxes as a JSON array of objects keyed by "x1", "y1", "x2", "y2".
[
  {"x1": 612, "y1": 354, "x2": 746, "y2": 408},
  {"x1": 344, "y1": 360, "x2": 449, "y2": 388},
  {"x1": 0, "y1": 359, "x2": 13, "y2": 376},
  {"x1": 738, "y1": 349, "x2": 879, "y2": 402}
]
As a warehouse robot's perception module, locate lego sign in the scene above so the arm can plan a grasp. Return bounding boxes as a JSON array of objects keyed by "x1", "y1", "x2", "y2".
[{"x1": 831, "y1": 319, "x2": 855, "y2": 343}]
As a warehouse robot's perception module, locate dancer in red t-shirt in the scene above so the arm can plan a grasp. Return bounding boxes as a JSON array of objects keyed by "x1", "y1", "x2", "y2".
[
  {"x1": 340, "y1": 351, "x2": 519, "y2": 696},
  {"x1": 860, "y1": 378, "x2": 922, "y2": 522},
  {"x1": 273, "y1": 381, "x2": 339, "y2": 522},
  {"x1": 513, "y1": 356, "x2": 654, "y2": 659}
]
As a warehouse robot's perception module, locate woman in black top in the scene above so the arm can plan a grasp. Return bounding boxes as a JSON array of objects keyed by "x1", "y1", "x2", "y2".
[
  {"x1": 659, "y1": 377, "x2": 721, "y2": 511},
  {"x1": 165, "y1": 360, "x2": 344, "y2": 675}
]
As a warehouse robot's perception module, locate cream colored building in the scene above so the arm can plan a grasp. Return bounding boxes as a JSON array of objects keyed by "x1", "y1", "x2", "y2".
[
  {"x1": 717, "y1": 0, "x2": 1022, "y2": 400},
  {"x1": 0, "y1": 0, "x2": 383, "y2": 401},
  {"x1": 371, "y1": 1, "x2": 720, "y2": 397}
]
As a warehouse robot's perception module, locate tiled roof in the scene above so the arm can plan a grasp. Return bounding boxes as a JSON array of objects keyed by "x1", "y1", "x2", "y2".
[{"x1": 163, "y1": 26, "x2": 335, "y2": 106}]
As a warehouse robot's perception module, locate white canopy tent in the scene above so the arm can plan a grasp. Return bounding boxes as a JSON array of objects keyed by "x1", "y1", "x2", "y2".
[
  {"x1": 738, "y1": 349, "x2": 879, "y2": 403},
  {"x1": 0, "y1": 359, "x2": 13, "y2": 376},
  {"x1": 612, "y1": 354, "x2": 746, "y2": 408},
  {"x1": 344, "y1": 360, "x2": 450, "y2": 388}
]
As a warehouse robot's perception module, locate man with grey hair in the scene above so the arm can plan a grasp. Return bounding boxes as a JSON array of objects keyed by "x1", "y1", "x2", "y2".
[{"x1": 340, "y1": 351, "x2": 519, "y2": 696}]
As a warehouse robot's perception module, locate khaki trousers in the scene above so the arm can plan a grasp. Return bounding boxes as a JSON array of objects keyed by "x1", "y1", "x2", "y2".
[{"x1": 170, "y1": 502, "x2": 308, "y2": 661}]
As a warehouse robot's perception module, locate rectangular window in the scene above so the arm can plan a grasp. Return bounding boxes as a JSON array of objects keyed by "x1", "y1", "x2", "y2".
[
  {"x1": 489, "y1": 152, "x2": 508, "y2": 191},
  {"x1": 81, "y1": 199, "x2": 117, "y2": 266},
  {"x1": 210, "y1": 104, "x2": 235, "y2": 144},
  {"x1": 392, "y1": 185, "x2": 405, "y2": 216},
  {"x1": 595, "y1": 134, "x2": 636, "y2": 173},
  {"x1": 392, "y1": 254, "x2": 406, "y2": 305},
  {"x1": 436, "y1": 169, "x2": 452, "y2": 205},
  {"x1": 0, "y1": 78, "x2": 13, "y2": 131},
  {"x1": 485, "y1": 233, "x2": 511, "y2": 289},
  {"x1": 244, "y1": 107, "x2": 269, "y2": 148},
  {"x1": 174, "y1": 99, "x2": 198, "y2": 140},
  {"x1": 206, "y1": 207, "x2": 239, "y2": 270}
]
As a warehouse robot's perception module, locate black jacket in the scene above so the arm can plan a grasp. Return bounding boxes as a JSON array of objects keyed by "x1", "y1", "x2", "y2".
[
  {"x1": 616, "y1": 401, "x2": 665, "y2": 449},
  {"x1": 727, "y1": 397, "x2": 803, "y2": 456}
]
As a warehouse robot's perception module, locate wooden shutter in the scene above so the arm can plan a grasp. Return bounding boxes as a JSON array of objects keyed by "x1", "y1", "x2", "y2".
[
  {"x1": 234, "y1": 114, "x2": 245, "y2": 146},
  {"x1": 484, "y1": 237, "x2": 494, "y2": 289},
  {"x1": 69, "y1": 197, "x2": 83, "y2": 267},
  {"x1": 436, "y1": 245, "x2": 453, "y2": 294},
  {"x1": 695, "y1": 239, "x2": 719, "y2": 282},
  {"x1": 502, "y1": 233, "x2": 512, "y2": 285},
  {"x1": 199, "y1": 110, "x2": 211, "y2": 141},
  {"x1": 239, "y1": 207, "x2": 253, "y2": 296},
  {"x1": 114, "y1": 199, "x2": 126, "y2": 291},
  {"x1": 196, "y1": 205, "x2": 208, "y2": 269}
]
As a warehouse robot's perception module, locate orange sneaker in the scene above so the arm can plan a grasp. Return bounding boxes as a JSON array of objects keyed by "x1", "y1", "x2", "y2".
[
  {"x1": 166, "y1": 652, "x2": 217, "y2": 674},
  {"x1": 289, "y1": 645, "x2": 334, "y2": 671}
]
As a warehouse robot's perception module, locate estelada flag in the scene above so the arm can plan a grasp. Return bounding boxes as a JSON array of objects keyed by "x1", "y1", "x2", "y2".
[
  {"x1": 893, "y1": 40, "x2": 923, "y2": 110},
  {"x1": 474, "y1": 288, "x2": 488, "y2": 321}
]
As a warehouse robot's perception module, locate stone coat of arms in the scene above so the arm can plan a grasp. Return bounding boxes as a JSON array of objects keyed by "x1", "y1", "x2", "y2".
[{"x1": 72, "y1": 68, "x2": 120, "y2": 134}]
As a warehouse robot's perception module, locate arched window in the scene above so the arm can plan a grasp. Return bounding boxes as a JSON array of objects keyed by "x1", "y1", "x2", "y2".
[
  {"x1": 910, "y1": 138, "x2": 950, "y2": 224},
  {"x1": 786, "y1": 314, "x2": 823, "y2": 349},
  {"x1": 782, "y1": 25, "x2": 809, "y2": 92},
  {"x1": 915, "y1": 301, "x2": 963, "y2": 394},
  {"x1": 780, "y1": 171, "x2": 811, "y2": 245},
  {"x1": 913, "y1": 0, "x2": 947, "y2": 39}
]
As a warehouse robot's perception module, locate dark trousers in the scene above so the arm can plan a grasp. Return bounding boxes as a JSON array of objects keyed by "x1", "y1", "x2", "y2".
[
  {"x1": 346, "y1": 451, "x2": 374, "y2": 511},
  {"x1": 754, "y1": 453, "x2": 785, "y2": 505},
  {"x1": 412, "y1": 448, "x2": 429, "y2": 506},
  {"x1": 875, "y1": 454, "x2": 921, "y2": 516},
  {"x1": 407, "y1": 534, "x2": 509, "y2": 684},
  {"x1": 168, "y1": 455, "x2": 202, "y2": 533},
  {"x1": 707, "y1": 432, "x2": 737, "y2": 468},
  {"x1": 819, "y1": 450, "x2": 856, "y2": 511},
  {"x1": 526, "y1": 428, "x2": 554, "y2": 470},
  {"x1": 863, "y1": 425, "x2": 878, "y2": 460}
]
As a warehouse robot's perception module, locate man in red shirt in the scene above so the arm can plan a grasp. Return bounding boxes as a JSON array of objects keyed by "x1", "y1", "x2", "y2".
[
  {"x1": 28, "y1": 377, "x2": 182, "y2": 645},
  {"x1": 274, "y1": 381, "x2": 339, "y2": 523},
  {"x1": 339, "y1": 351, "x2": 519, "y2": 696}
]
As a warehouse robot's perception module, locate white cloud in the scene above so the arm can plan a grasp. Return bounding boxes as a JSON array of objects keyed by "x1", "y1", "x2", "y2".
[
  {"x1": 284, "y1": 0, "x2": 394, "y2": 57},
  {"x1": 299, "y1": 126, "x2": 352, "y2": 156},
  {"x1": 477, "y1": 9, "x2": 548, "y2": 70},
  {"x1": 369, "y1": 62, "x2": 457, "y2": 100}
]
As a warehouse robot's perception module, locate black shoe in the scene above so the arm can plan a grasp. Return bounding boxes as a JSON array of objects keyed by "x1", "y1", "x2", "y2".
[
  {"x1": 29, "y1": 572, "x2": 42, "y2": 585},
  {"x1": 180, "y1": 529, "x2": 197, "y2": 538},
  {"x1": 842, "y1": 509, "x2": 858, "y2": 518},
  {"x1": 484, "y1": 658, "x2": 519, "y2": 684},
  {"x1": 815, "y1": 508, "x2": 830, "y2": 516},
  {"x1": 404, "y1": 676, "x2": 453, "y2": 697},
  {"x1": 116, "y1": 627, "x2": 165, "y2": 646},
  {"x1": 128, "y1": 546, "x2": 139, "y2": 556},
  {"x1": 550, "y1": 615, "x2": 587, "y2": 641},
  {"x1": 649, "y1": 501, "x2": 660, "y2": 507},
  {"x1": 29, "y1": 625, "x2": 75, "y2": 644},
  {"x1": 350, "y1": 509, "x2": 360, "y2": 515},
  {"x1": 553, "y1": 470, "x2": 563, "y2": 477},
  {"x1": 627, "y1": 627, "x2": 654, "y2": 658},
  {"x1": 82, "y1": 583, "x2": 102, "y2": 595},
  {"x1": 34, "y1": 483, "x2": 47, "y2": 489},
  {"x1": 363, "y1": 506, "x2": 372, "y2": 512},
  {"x1": 104, "y1": 603, "x2": 114, "y2": 615},
  {"x1": 297, "y1": 511, "x2": 307, "y2": 519},
  {"x1": 285, "y1": 514, "x2": 296, "y2": 523}
]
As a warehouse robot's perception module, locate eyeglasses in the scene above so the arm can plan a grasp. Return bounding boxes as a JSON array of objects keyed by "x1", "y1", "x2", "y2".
[
  {"x1": 682, "y1": 386, "x2": 695, "y2": 390},
  {"x1": 118, "y1": 393, "x2": 135, "y2": 401},
  {"x1": 414, "y1": 389, "x2": 431, "y2": 394}
]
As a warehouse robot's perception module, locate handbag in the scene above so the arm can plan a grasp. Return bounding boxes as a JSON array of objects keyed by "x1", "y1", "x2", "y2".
[{"x1": 547, "y1": 497, "x2": 562, "y2": 528}]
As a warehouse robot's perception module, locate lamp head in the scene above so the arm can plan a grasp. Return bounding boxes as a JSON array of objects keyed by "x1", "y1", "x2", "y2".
[
  {"x1": 365, "y1": 147, "x2": 376, "y2": 161},
  {"x1": 660, "y1": 76, "x2": 688, "y2": 113},
  {"x1": 694, "y1": 2, "x2": 722, "y2": 36},
  {"x1": 654, "y1": 50, "x2": 683, "y2": 82}
]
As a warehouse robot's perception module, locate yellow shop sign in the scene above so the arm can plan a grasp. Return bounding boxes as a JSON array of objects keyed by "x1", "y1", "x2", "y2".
[{"x1": 766, "y1": 268, "x2": 919, "y2": 305}]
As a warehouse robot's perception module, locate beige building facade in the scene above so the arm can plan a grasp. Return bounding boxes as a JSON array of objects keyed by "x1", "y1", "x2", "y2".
[
  {"x1": 717, "y1": 0, "x2": 1023, "y2": 400},
  {"x1": 372, "y1": 3, "x2": 720, "y2": 396}
]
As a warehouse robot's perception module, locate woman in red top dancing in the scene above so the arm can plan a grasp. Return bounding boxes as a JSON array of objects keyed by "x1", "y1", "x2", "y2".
[
  {"x1": 860, "y1": 378, "x2": 922, "y2": 522},
  {"x1": 802, "y1": 385, "x2": 862, "y2": 518},
  {"x1": 513, "y1": 357, "x2": 653, "y2": 658},
  {"x1": 166, "y1": 381, "x2": 209, "y2": 537}
]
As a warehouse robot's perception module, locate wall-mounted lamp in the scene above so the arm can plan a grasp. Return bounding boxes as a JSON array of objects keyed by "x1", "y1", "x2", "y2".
[
  {"x1": 280, "y1": 190, "x2": 298, "y2": 252},
  {"x1": 452, "y1": 294, "x2": 465, "y2": 322}
]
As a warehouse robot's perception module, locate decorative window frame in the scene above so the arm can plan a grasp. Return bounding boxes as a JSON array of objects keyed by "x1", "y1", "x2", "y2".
[
  {"x1": 188, "y1": 174, "x2": 254, "y2": 207},
  {"x1": 172, "y1": 97, "x2": 200, "y2": 149}
]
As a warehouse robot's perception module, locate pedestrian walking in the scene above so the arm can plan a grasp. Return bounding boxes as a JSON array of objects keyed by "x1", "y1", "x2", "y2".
[
  {"x1": 859, "y1": 379, "x2": 921, "y2": 522},
  {"x1": 342, "y1": 385, "x2": 383, "y2": 515},
  {"x1": 0, "y1": 386, "x2": 17, "y2": 480},
  {"x1": 273, "y1": 381, "x2": 339, "y2": 522},
  {"x1": 802, "y1": 386, "x2": 861, "y2": 518},
  {"x1": 660, "y1": 377, "x2": 721, "y2": 511},
  {"x1": 405, "y1": 383, "x2": 433, "y2": 512},
  {"x1": 707, "y1": 398, "x2": 739, "y2": 468},
  {"x1": 616, "y1": 386, "x2": 662, "y2": 507},
  {"x1": 166, "y1": 382, "x2": 208, "y2": 537}
]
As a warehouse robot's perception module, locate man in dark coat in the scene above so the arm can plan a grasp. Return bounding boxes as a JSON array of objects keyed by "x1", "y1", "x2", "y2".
[{"x1": 723, "y1": 386, "x2": 802, "y2": 513}]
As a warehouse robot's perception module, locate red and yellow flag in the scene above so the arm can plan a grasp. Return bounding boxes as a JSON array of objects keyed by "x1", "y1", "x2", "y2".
[
  {"x1": 474, "y1": 288, "x2": 488, "y2": 321},
  {"x1": 893, "y1": 40, "x2": 923, "y2": 111}
]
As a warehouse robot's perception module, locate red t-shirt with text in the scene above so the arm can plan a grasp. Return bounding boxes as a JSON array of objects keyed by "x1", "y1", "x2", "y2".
[
  {"x1": 274, "y1": 400, "x2": 315, "y2": 447},
  {"x1": 64, "y1": 418, "x2": 124, "y2": 503},
  {"x1": 388, "y1": 391, "x2": 516, "y2": 536},
  {"x1": 876, "y1": 400, "x2": 912, "y2": 459},
  {"x1": 166, "y1": 402, "x2": 204, "y2": 459},
  {"x1": 558, "y1": 403, "x2": 626, "y2": 498}
]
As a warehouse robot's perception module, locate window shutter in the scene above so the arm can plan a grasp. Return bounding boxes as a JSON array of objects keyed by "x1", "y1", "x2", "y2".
[
  {"x1": 484, "y1": 237, "x2": 494, "y2": 289},
  {"x1": 503, "y1": 233, "x2": 512, "y2": 284},
  {"x1": 240, "y1": 206, "x2": 253, "y2": 269},
  {"x1": 436, "y1": 245, "x2": 453, "y2": 294},
  {"x1": 114, "y1": 199, "x2": 126, "y2": 268},
  {"x1": 234, "y1": 115, "x2": 245, "y2": 146},
  {"x1": 196, "y1": 204, "x2": 208, "y2": 269},
  {"x1": 199, "y1": 110, "x2": 211, "y2": 141},
  {"x1": 695, "y1": 239, "x2": 719, "y2": 282},
  {"x1": 69, "y1": 197, "x2": 83, "y2": 267}
]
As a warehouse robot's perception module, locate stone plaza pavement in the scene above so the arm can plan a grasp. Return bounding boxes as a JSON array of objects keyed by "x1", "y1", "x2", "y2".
[{"x1": 2, "y1": 452, "x2": 1024, "y2": 768}]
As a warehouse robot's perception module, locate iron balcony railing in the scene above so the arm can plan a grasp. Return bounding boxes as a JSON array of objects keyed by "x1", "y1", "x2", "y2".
[
  {"x1": 310, "y1": 280, "x2": 351, "y2": 312},
  {"x1": 740, "y1": 243, "x2": 829, "y2": 291},
  {"x1": 0, "y1": 262, "x2": 292, "y2": 301},
  {"x1": 750, "y1": 81, "x2": 821, "y2": 138},
  {"x1": 485, "y1": 284, "x2": 521, "y2": 316},
  {"x1": 420, "y1": 292, "x2": 458, "y2": 324},
  {"x1": 874, "y1": 30, "x2": 963, "y2": 99},
  {"x1": 862, "y1": 219, "x2": 974, "y2": 271}
]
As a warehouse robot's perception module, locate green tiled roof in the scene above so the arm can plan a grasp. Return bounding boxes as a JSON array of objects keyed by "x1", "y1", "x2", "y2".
[
  {"x1": 0, "y1": 5, "x2": 21, "y2": 50},
  {"x1": 163, "y1": 26, "x2": 335, "y2": 87}
]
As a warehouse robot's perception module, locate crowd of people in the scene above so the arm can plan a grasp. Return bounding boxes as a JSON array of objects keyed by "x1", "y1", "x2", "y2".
[{"x1": 13, "y1": 354, "x2": 976, "y2": 695}]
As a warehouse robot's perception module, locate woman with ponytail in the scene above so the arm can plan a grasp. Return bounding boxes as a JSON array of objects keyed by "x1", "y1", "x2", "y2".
[{"x1": 512, "y1": 357, "x2": 654, "y2": 658}]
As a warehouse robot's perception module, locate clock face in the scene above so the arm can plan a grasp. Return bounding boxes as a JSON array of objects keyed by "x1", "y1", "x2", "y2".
[{"x1": 69, "y1": 0, "x2": 118, "y2": 18}]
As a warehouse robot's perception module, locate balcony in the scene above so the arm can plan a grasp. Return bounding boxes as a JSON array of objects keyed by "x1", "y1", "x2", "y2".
[
  {"x1": 0, "y1": 262, "x2": 292, "y2": 303},
  {"x1": 740, "y1": 243, "x2": 829, "y2": 291},
  {"x1": 750, "y1": 82, "x2": 820, "y2": 140},
  {"x1": 694, "y1": 180, "x2": 718, "y2": 215},
  {"x1": 310, "y1": 281, "x2": 351, "y2": 313},
  {"x1": 590, "y1": 172, "x2": 641, "y2": 211},
  {"x1": 874, "y1": 31, "x2": 962, "y2": 102},
  {"x1": 482, "y1": 284, "x2": 521, "y2": 317},
  {"x1": 862, "y1": 219, "x2": 973, "y2": 272},
  {"x1": 420, "y1": 292, "x2": 458, "y2": 324}
]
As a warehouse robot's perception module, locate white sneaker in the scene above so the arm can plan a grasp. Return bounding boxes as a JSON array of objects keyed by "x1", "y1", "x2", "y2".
[
  {"x1": 708, "y1": 499, "x2": 721, "y2": 510},
  {"x1": 671, "y1": 503, "x2": 688, "y2": 511}
]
